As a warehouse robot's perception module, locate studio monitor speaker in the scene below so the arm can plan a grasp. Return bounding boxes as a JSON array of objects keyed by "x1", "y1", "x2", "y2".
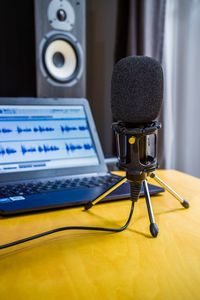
[{"x1": 34, "y1": 0, "x2": 86, "y2": 98}]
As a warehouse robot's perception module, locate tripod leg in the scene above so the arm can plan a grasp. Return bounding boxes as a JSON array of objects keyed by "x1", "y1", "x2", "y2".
[
  {"x1": 150, "y1": 173, "x2": 189, "y2": 208},
  {"x1": 143, "y1": 180, "x2": 159, "y2": 237},
  {"x1": 84, "y1": 177, "x2": 127, "y2": 210}
]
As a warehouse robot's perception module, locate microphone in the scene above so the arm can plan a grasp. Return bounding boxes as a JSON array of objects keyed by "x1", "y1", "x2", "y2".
[
  {"x1": 111, "y1": 56, "x2": 164, "y2": 237},
  {"x1": 111, "y1": 55, "x2": 163, "y2": 175},
  {"x1": 85, "y1": 55, "x2": 189, "y2": 238}
]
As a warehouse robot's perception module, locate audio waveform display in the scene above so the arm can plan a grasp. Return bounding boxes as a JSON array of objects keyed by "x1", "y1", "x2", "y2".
[
  {"x1": 65, "y1": 143, "x2": 93, "y2": 152},
  {"x1": 17, "y1": 127, "x2": 32, "y2": 133},
  {"x1": 0, "y1": 128, "x2": 12, "y2": 133},
  {"x1": 60, "y1": 125, "x2": 88, "y2": 133},
  {"x1": 17, "y1": 126, "x2": 55, "y2": 134},
  {"x1": 0, "y1": 147, "x2": 17, "y2": 156},
  {"x1": 33, "y1": 126, "x2": 55, "y2": 133},
  {"x1": 60, "y1": 125, "x2": 77, "y2": 133},
  {"x1": 79, "y1": 126, "x2": 88, "y2": 131},
  {"x1": 0, "y1": 126, "x2": 55, "y2": 134},
  {"x1": 0, "y1": 125, "x2": 88, "y2": 134},
  {"x1": 21, "y1": 145, "x2": 60, "y2": 155},
  {"x1": 0, "y1": 143, "x2": 93, "y2": 156},
  {"x1": 0, "y1": 106, "x2": 99, "y2": 173}
]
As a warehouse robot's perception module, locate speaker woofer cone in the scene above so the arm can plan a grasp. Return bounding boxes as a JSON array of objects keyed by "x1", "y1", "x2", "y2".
[{"x1": 42, "y1": 34, "x2": 82, "y2": 83}]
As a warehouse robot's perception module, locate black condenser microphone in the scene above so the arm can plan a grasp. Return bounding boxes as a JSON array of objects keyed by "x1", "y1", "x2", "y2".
[
  {"x1": 111, "y1": 55, "x2": 163, "y2": 174},
  {"x1": 111, "y1": 56, "x2": 163, "y2": 237}
]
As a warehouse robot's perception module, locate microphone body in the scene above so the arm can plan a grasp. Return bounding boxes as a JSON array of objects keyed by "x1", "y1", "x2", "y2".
[{"x1": 111, "y1": 56, "x2": 163, "y2": 196}]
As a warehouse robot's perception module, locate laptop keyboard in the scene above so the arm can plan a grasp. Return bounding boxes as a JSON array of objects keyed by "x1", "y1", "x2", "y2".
[{"x1": 0, "y1": 174, "x2": 122, "y2": 198}]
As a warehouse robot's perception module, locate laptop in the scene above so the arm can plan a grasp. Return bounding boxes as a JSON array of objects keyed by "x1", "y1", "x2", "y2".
[{"x1": 0, "y1": 98, "x2": 164, "y2": 215}]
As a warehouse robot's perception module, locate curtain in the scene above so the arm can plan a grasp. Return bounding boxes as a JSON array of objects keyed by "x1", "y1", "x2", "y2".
[
  {"x1": 87, "y1": 0, "x2": 118, "y2": 157},
  {"x1": 114, "y1": 0, "x2": 166, "y2": 165},
  {"x1": 115, "y1": 0, "x2": 166, "y2": 61},
  {"x1": 163, "y1": 0, "x2": 200, "y2": 178}
]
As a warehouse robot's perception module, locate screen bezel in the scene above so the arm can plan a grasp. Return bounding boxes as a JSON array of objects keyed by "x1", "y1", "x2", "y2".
[{"x1": 0, "y1": 98, "x2": 107, "y2": 183}]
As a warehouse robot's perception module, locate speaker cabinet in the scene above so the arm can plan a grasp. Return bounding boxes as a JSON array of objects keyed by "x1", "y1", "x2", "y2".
[{"x1": 34, "y1": 0, "x2": 86, "y2": 98}]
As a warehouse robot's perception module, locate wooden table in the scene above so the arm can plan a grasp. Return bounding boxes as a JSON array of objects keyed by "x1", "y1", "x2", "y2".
[{"x1": 0, "y1": 170, "x2": 200, "y2": 300}]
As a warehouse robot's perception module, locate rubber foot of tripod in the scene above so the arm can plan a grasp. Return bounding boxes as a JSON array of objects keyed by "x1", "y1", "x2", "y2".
[
  {"x1": 150, "y1": 223, "x2": 159, "y2": 237},
  {"x1": 181, "y1": 200, "x2": 190, "y2": 209},
  {"x1": 84, "y1": 202, "x2": 93, "y2": 210}
]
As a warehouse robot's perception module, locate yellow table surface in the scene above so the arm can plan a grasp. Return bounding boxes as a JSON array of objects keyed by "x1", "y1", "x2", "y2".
[{"x1": 0, "y1": 170, "x2": 200, "y2": 300}]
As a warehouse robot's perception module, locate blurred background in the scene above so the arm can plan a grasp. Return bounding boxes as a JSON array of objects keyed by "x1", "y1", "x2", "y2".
[{"x1": 0, "y1": 0, "x2": 199, "y2": 178}]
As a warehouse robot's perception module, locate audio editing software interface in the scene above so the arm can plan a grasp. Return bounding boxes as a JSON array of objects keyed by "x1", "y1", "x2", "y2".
[{"x1": 0, "y1": 105, "x2": 99, "y2": 173}]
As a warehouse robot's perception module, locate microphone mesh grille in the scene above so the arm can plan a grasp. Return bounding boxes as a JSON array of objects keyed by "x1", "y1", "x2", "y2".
[{"x1": 111, "y1": 56, "x2": 163, "y2": 124}]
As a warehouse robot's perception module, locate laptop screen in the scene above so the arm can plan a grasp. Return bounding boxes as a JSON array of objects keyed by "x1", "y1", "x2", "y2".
[{"x1": 0, "y1": 105, "x2": 99, "y2": 174}]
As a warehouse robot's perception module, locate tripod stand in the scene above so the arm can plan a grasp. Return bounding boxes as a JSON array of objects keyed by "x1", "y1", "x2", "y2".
[
  {"x1": 85, "y1": 171, "x2": 189, "y2": 237},
  {"x1": 84, "y1": 121, "x2": 189, "y2": 237}
]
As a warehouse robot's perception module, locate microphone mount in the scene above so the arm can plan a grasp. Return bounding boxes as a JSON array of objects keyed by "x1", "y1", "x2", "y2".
[
  {"x1": 85, "y1": 121, "x2": 189, "y2": 238},
  {"x1": 112, "y1": 120, "x2": 161, "y2": 177}
]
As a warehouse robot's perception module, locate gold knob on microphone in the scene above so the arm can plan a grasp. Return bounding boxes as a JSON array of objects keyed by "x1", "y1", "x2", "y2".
[{"x1": 128, "y1": 136, "x2": 136, "y2": 144}]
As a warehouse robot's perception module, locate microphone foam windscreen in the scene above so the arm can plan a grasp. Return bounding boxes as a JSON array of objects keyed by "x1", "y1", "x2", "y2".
[{"x1": 111, "y1": 56, "x2": 163, "y2": 124}]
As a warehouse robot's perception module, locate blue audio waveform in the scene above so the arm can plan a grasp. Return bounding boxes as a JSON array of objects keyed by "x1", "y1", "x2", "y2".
[
  {"x1": 16, "y1": 127, "x2": 32, "y2": 134},
  {"x1": 65, "y1": 143, "x2": 93, "y2": 152},
  {"x1": 21, "y1": 146, "x2": 36, "y2": 155},
  {"x1": 60, "y1": 125, "x2": 77, "y2": 133},
  {"x1": 38, "y1": 145, "x2": 59, "y2": 153},
  {"x1": 0, "y1": 125, "x2": 88, "y2": 135},
  {"x1": 0, "y1": 143, "x2": 92, "y2": 156},
  {"x1": 0, "y1": 126, "x2": 55, "y2": 134},
  {"x1": 17, "y1": 126, "x2": 54, "y2": 134},
  {"x1": 61, "y1": 125, "x2": 88, "y2": 133},
  {"x1": 78, "y1": 126, "x2": 88, "y2": 131},
  {"x1": 0, "y1": 147, "x2": 17, "y2": 156},
  {"x1": 65, "y1": 144, "x2": 82, "y2": 152},
  {"x1": 33, "y1": 126, "x2": 54, "y2": 133},
  {"x1": 84, "y1": 144, "x2": 93, "y2": 150},
  {"x1": 21, "y1": 144, "x2": 60, "y2": 155},
  {"x1": 0, "y1": 128, "x2": 12, "y2": 133}
]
